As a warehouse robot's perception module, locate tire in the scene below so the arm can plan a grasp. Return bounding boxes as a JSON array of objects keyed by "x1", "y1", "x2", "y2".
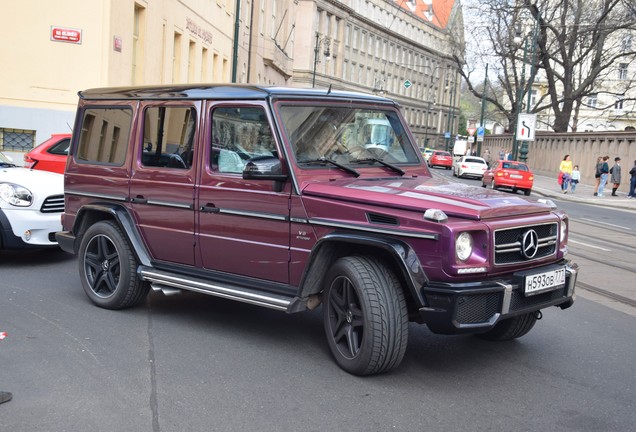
[
  {"x1": 78, "y1": 220, "x2": 149, "y2": 309},
  {"x1": 524, "y1": 189, "x2": 532, "y2": 196},
  {"x1": 475, "y1": 312, "x2": 538, "y2": 341},
  {"x1": 323, "y1": 256, "x2": 408, "y2": 376},
  {"x1": 490, "y1": 179, "x2": 497, "y2": 190}
]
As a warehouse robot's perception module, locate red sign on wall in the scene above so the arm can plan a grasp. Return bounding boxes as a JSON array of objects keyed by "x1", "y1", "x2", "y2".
[{"x1": 51, "y1": 26, "x2": 82, "y2": 44}]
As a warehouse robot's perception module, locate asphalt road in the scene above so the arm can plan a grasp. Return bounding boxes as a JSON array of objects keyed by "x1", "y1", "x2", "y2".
[{"x1": 1, "y1": 247, "x2": 636, "y2": 432}]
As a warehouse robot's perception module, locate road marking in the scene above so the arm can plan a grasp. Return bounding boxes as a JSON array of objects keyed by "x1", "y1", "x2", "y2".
[
  {"x1": 569, "y1": 239, "x2": 611, "y2": 251},
  {"x1": 580, "y1": 218, "x2": 632, "y2": 230}
]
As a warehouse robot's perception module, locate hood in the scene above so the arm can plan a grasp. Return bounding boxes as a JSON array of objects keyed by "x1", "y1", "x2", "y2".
[
  {"x1": 0, "y1": 166, "x2": 64, "y2": 195},
  {"x1": 301, "y1": 176, "x2": 551, "y2": 220}
]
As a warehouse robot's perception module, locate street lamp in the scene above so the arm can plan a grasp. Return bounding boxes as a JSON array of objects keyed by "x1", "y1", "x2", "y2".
[
  {"x1": 511, "y1": 22, "x2": 539, "y2": 162},
  {"x1": 444, "y1": 72, "x2": 458, "y2": 152},
  {"x1": 477, "y1": 64, "x2": 489, "y2": 157},
  {"x1": 423, "y1": 100, "x2": 436, "y2": 148},
  {"x1": 312, "y1": 32, "x2": 331, "y2": 88}
]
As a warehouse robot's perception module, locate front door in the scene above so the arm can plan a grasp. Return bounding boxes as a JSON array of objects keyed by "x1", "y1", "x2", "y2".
[{"x1": 196, "y1": 103, "x2": 291, "y2": 284}]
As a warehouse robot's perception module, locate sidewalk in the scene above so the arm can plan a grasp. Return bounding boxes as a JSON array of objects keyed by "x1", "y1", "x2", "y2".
[{"x1": 532, "y1": 174, "x2": 636, "y2": 211}]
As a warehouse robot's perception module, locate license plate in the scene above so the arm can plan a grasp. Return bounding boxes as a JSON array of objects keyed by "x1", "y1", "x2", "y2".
[
  {"x1": 510, "y1": 174, "x2": 523, "y2": 179},
  {"x1": 524, "y1": 267, "x2": 566, "y2": 296}
]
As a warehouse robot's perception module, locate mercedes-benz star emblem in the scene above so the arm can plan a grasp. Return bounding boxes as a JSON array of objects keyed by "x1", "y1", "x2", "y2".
[{"x1": 521, "y1": 229, "x2": 539, "y2": 259}]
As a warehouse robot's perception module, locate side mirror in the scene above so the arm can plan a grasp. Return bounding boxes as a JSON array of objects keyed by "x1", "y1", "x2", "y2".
[{"x1": 242, "y1": 156, "x2": 288, "y2": 182}]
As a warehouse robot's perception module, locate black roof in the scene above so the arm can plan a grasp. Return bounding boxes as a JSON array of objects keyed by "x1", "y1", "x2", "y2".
[{"x1": 78, "y1": 84, "x2": 395, "y2": 105}]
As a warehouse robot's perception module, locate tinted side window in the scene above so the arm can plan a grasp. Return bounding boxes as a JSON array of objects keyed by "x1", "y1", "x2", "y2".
[
  {"x1": 142, "y1": 106, "x2": 196, "y2": 170},
  {"x1": 211, "y1": 106, "x2": 276, "y2": 174},
  {"x1": 76, "y1": 108, "x2": 132, "y2": 165}
]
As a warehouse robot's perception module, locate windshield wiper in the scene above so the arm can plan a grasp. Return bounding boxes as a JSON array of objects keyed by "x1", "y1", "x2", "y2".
[
  {"x1": 352, "y1": 158, "x2": 405, "y2": 176},
  {"x1": 298, "y1": 157, "x2": 360, "y2": 177}
]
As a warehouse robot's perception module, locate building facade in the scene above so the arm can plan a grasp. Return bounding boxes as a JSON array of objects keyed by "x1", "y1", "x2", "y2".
[{"x1": 0, "y1": 0, "x2": 463, "y2": 154}]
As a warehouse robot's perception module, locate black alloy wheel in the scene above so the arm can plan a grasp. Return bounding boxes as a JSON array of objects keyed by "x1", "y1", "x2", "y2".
[
  {"x1": 78, "y1": 220, "x2": 149, "y2": 309},
  {"x1": 323, "y1": 256, "x2": 408, "y2": 376}
]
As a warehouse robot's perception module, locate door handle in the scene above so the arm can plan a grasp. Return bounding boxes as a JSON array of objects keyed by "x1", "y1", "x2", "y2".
[
  {"x1": 200, "y1": 204, "x2": 220, "y2": 213},
  {"x1": 131, "y1": 195, "x2": 148, "y2": 204}
]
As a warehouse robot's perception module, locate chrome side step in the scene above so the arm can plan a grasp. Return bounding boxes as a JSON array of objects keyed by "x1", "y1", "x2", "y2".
[{"x1": 139, "y1": 266, "x2": 293, "y2": 311}]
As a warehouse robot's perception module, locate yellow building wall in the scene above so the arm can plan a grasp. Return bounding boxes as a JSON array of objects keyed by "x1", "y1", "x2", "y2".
[{"x1": 0, "y1": 0, "x2": 236, "y2": 151}]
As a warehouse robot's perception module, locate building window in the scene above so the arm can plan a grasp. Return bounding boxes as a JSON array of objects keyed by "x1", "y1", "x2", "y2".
[
  {"x1": 621, "y1": 35, "x2": 633, "y2": 53},
  {"x1": 271, "y1": 0, "x2": 278, "y2": 39},
  {"x1": 615, "y1": 98, "x2": 624, "y2": 110},
  {"x1": 173, "y1": 32, "x2": 182, "y2": 83},
  {"x1": 188, "y1": 40, "x2": 196, "y2": 83},
  {"x1": 529, "y1": 90, "x2": 538, "y2": 110},
  {"x1": 0, "y1": 128, "x2": 35, "y2": 151},
  {"x1": 202, "y1": 47, "x2": 209, "y2": 80},
  {"x1": 587, "y1": 94, "x2": 597, "y2": 108},
  {"x1": 618, "y1": 63, "x2": 628, "y2": 80},
  {"x1": 133, "y1": 3, "x2": 146, "y2": 84}
]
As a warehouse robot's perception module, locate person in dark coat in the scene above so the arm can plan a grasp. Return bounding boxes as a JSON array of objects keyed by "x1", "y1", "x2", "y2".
[
  {"x1": 628, "y1": 160, "x2": 636, "y2": 199},
  {"x1": 610, "y1": 157, "x2": 622, "y2": 196}
]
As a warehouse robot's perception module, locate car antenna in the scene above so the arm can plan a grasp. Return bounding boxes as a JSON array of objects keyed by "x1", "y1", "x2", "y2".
[{"x1": 327, "y1": 84, "x2": 332, "y2": 95}]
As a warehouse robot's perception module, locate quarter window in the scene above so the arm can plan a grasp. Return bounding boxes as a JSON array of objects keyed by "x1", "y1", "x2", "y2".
[{"x1": 76, "y1": 108, "x2": 132, "y2": 165}]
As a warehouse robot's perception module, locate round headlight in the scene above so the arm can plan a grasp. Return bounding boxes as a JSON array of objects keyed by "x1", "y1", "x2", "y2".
[
  {"x1": 456, "y1": 232, "x2": 473, "y2": 262},
  {"x1": 0, "y1": 183, "x2": 34, "y2": 207}
]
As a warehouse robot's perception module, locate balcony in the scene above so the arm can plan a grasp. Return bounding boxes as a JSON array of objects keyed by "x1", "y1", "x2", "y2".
[{"x1": 263, "y1": 38, "x2": 293, "y2": 79}]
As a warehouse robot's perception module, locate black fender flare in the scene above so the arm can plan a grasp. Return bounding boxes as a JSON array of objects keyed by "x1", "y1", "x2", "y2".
[
  {"x1": 297, "y1": 232, "x2": 429, "y2": 307},
  {"x1": 67, "y1": 203, "x2": 152, "y2": 266}
]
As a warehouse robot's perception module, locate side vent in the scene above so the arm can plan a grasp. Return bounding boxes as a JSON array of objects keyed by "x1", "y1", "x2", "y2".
[{"x1": 367, "y1": 213, "x2": 399, "y2": 226}]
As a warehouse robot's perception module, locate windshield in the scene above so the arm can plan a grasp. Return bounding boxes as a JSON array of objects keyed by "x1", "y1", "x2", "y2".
[
  {"x1": 0, "y1": 152, "x2": 17, "y2": 166},
  {"x1": 277, "y1": 104, "x2": 420, "y2": 166}
]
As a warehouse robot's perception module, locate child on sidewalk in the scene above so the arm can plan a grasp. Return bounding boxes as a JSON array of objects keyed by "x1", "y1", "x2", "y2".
[{"x1": 570, "y1": 165, "x2": 581, "y2": 194}]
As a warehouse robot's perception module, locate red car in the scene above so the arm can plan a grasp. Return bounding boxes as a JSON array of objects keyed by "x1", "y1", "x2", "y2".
[
  {"x1": 23, "y1": 133, "x2": 71, "y2": 174},
  {"x1": 482, "y1": 160, "x2": 534, "y2": 196},
  {"x1": 428, "y1": 150, "x2": 453, "y2": 169}
]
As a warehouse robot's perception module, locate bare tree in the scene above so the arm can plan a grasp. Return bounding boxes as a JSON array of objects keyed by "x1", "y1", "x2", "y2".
[{"x1": 452, "y1": 0, "x2": 636, "y2": 132}]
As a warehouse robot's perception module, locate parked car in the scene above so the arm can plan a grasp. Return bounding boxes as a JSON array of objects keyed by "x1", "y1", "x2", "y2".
[
  {"x1": 23, "y1": 133, "x2": 71, "y2": 174},
  {"x1": 421, "y1": 147, "x2": 434, "y2": 163},
  {"x1": 0, "y1": 151, "x2": 64, "y2": 249},
  {"x1": 57, "y1": 85, "x2": 577, "y2": 376},
  {"x1": 453, "y1": 156, "x2": 488, "y2": 179},
  {"x1": 428, "y1": 150, "x2": 453, "y2": 169},
  {"x1": 482, "y1": 160, "x2": 534, "y2": 196}
]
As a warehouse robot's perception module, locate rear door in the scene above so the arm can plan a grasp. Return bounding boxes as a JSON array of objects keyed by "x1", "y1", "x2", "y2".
[
  {"x1": 196, "y1": 102, "x2": 292, "y2": 284},
  {"x1": 129, "y1": 102, "x2": 199, "y2": 265}
]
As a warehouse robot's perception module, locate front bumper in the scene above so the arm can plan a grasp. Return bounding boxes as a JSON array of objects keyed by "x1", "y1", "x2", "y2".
[
  {"x1": 419, "y1": 260, "x2": 578, "y2": 335},
  {"x1": 0, "y1": 208, "x2": 61, "y2": 249}
]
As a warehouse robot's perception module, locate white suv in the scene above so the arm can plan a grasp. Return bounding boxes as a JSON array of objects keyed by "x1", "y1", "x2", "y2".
[{"x1": 0, "y1": 152, "x2": 64, "y2": 249}]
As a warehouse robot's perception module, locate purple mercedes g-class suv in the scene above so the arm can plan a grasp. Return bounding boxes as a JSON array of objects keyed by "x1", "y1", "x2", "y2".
[{"x1": 57, "y1": 85, "x2": 577, "y2": 375}]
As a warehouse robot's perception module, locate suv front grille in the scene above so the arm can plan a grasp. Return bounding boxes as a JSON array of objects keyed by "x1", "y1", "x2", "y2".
[
  {"x1": 40, "y1": 194, "x2": 64, "y2": 213},
  {"x1": 494, "y1": 223, "x2": 557, "y2": 265}
]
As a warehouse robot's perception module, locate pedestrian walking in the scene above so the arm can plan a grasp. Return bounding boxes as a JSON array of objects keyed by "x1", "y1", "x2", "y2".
[
  {"x1": 570, "y1": 165, "x2": 581, "y2": 194},
  {"x1": 499, "y1": 148, "x2": 505, "y2": 160},
  {"x1": 483, "y1": 149, "x2": 492, "y2": 165},
  {"x1": 610, "y1": 157, "x2": 622, "y2": 196},
  {"x1": 559, "y1": 154, "x2": 573, "y2": 193},
  {"x1": 593, "y1": 156, "x2": 603, "y2": 196},
  {"x1": 628, "y1": 160, "x2": 636, "y2": 199},
  {"x1": 597, "y1": 156, "x2": 610, "y2": 197}
]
